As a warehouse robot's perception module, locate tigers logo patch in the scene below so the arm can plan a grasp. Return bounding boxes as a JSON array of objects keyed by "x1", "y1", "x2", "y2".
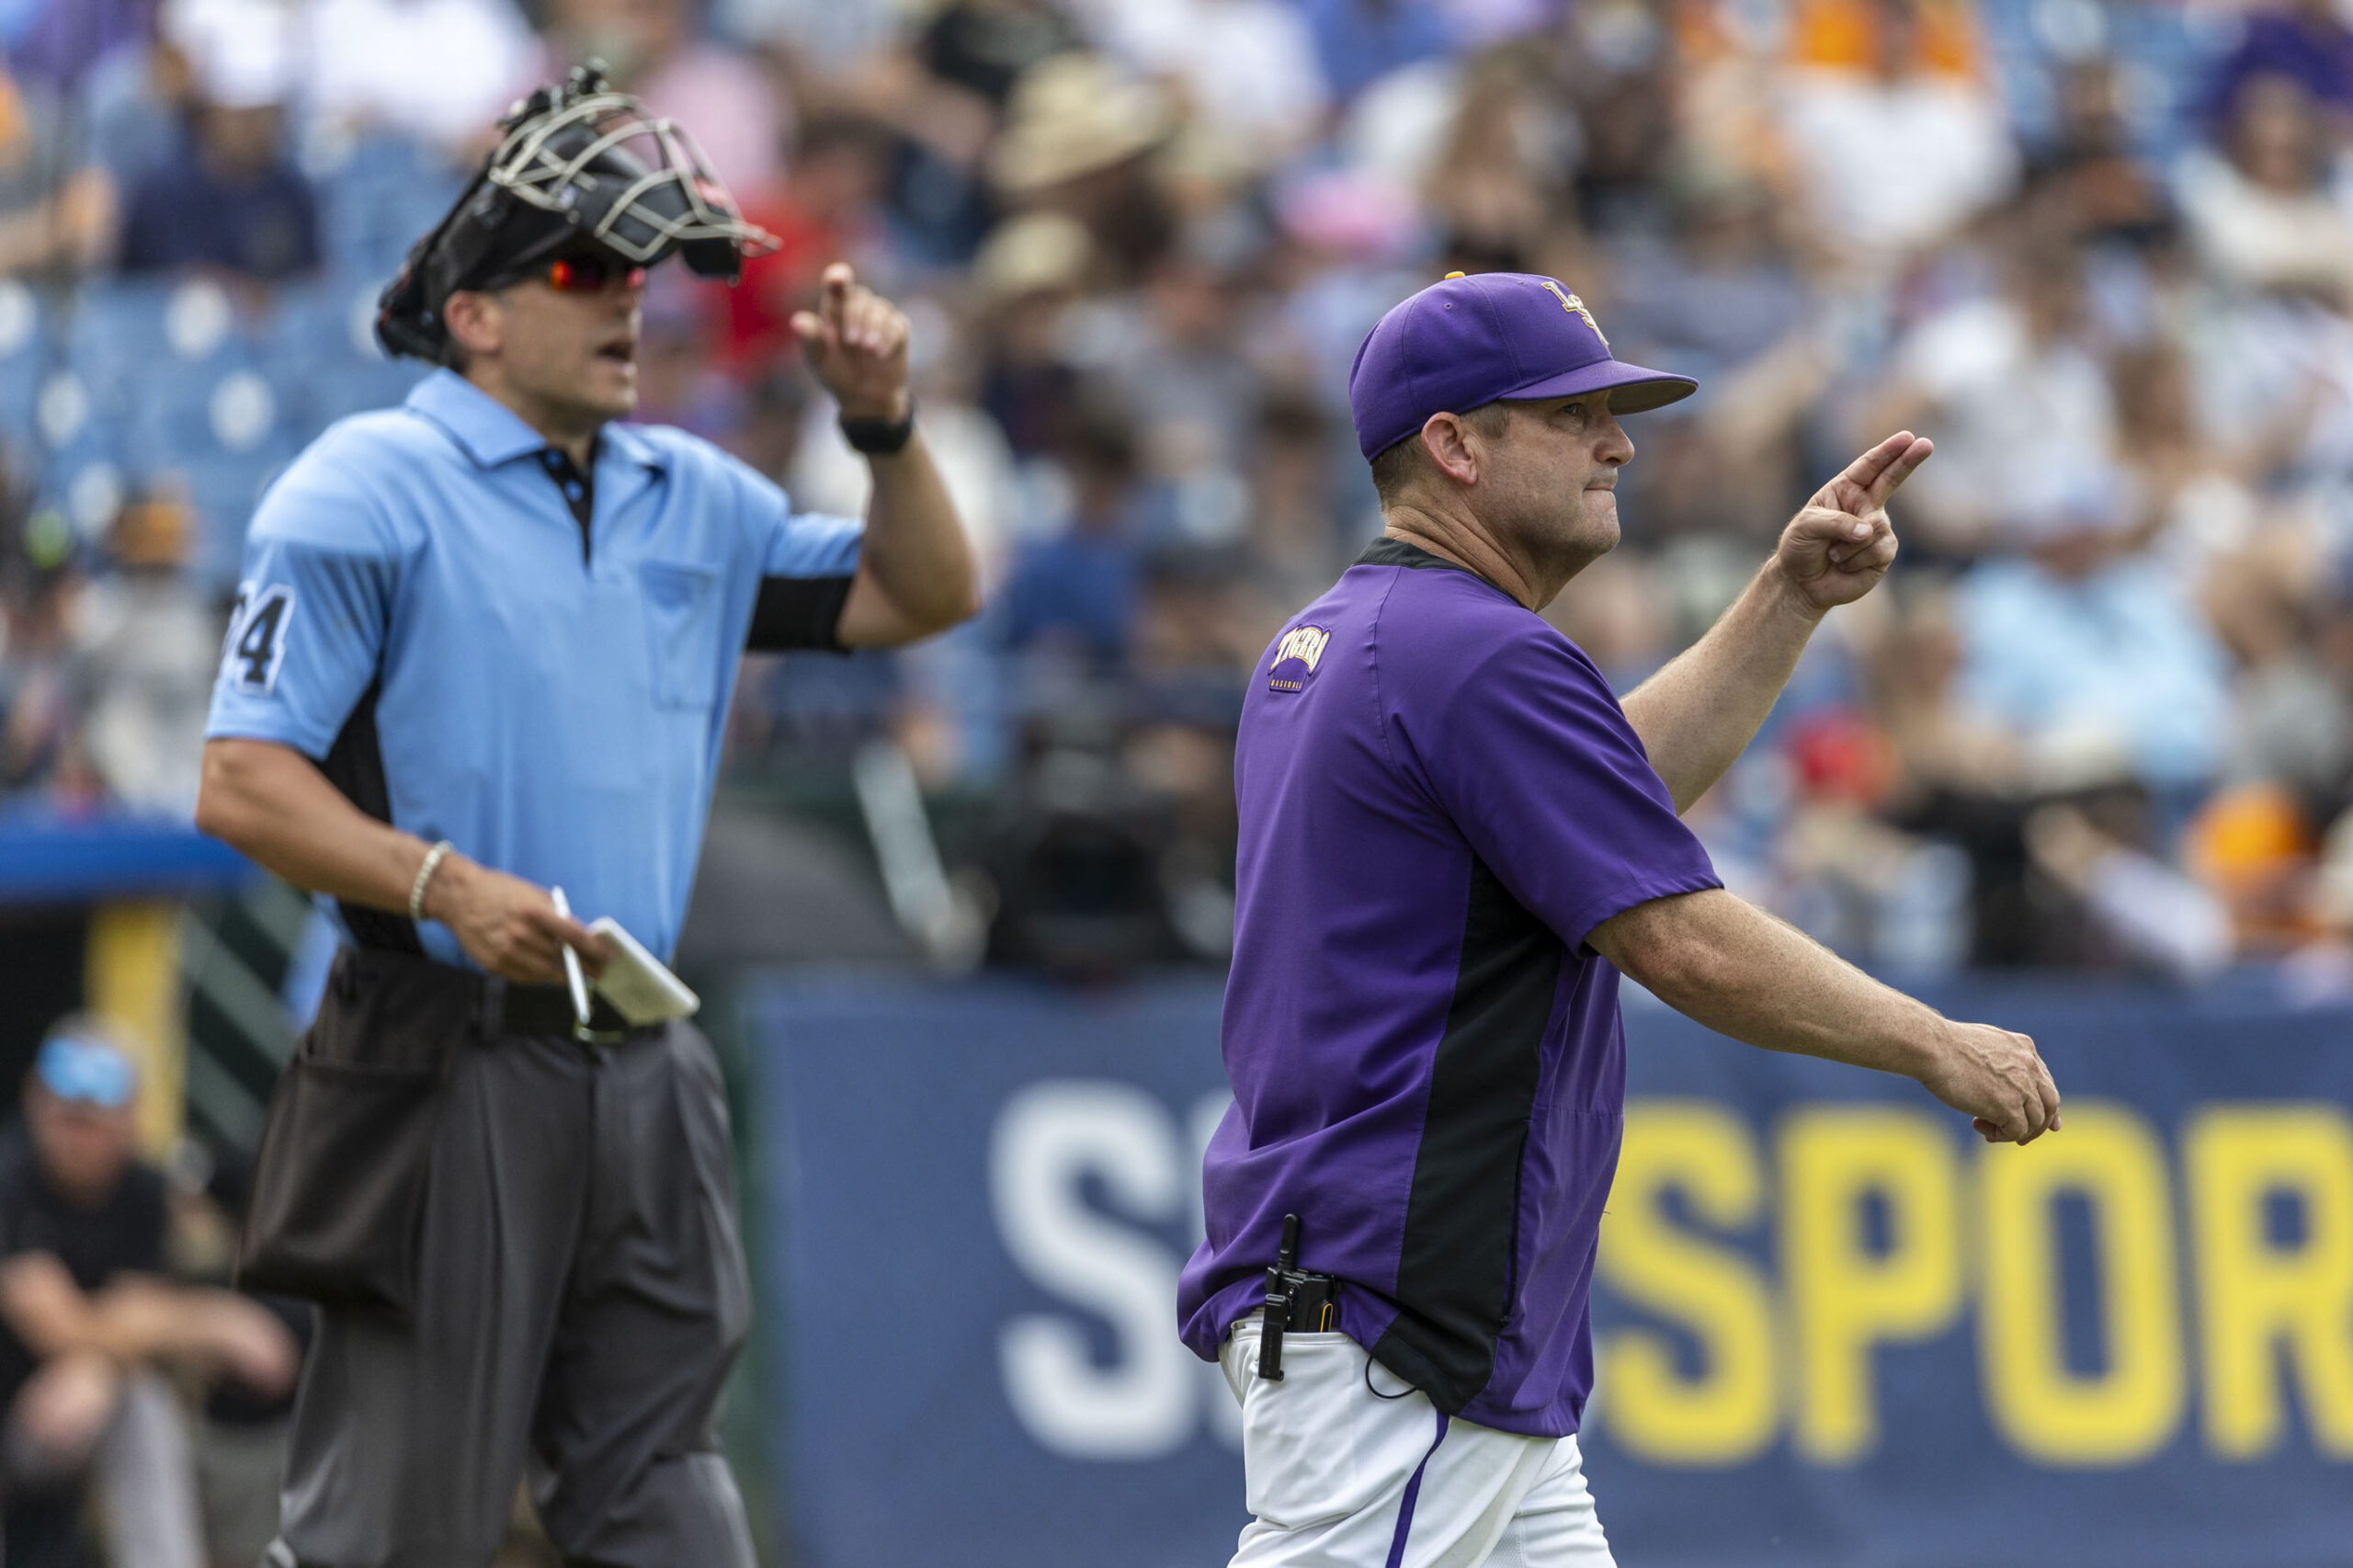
[{"x1": 1269, "y1": 625, "x2": 1332, "y2": 693}]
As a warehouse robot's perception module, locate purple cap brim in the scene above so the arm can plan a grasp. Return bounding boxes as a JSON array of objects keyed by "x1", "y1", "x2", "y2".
[{"x1": 1505, "y1": 358, "x2": 1697, "y2": 415}]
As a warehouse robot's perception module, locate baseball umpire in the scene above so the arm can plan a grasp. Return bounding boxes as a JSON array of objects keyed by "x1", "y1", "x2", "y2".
[
  {"x1": 1176, "y1": 271, "x2": 2062, "y2": 1568},
  {"x1": 192, "y1": 66, "x2": 976, "y2": 1566}
]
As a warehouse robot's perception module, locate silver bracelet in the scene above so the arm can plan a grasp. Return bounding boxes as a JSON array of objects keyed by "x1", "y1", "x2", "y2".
[{"x1": 409, "y1": 839, "x2": 456, "y2": 924}]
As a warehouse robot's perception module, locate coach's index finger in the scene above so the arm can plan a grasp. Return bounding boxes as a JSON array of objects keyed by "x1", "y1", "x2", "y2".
[{"x1": 1833, "y1": 431, "x2": 1934, "y2": 515}]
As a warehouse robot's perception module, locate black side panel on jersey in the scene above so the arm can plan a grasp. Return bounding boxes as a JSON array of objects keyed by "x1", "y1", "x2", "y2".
[
  {"x1": 319, "y1": 679, "x2": 423, "y2": 954},
  {"x1": 1370, "y1": 855, "x2": 1560, "y2": 1413},
  {"x1": 747, "y1": 574, "x2": 854, "y2": 652}
]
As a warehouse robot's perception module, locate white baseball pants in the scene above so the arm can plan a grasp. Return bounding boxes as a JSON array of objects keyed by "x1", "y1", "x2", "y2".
[{"x1": 1219, "y1": 1316, "x2": 1618, "y2": 1568}]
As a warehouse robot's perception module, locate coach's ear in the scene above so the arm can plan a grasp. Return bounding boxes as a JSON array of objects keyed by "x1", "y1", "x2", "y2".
[
  {"x1": 441, "y1": 290, "x2": 505, "y2": 364},
  {"x1": 1419, "y1": 411, "x2": 1483, "y2": 489}
]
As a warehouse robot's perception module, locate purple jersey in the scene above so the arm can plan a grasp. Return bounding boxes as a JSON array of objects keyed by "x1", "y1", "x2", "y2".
[{"x1": 1177, "y1": 538, "x2": 1721, "y2": 1437}]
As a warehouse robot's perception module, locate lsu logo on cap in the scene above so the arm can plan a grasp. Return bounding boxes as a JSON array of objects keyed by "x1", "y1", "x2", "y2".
[
  {"x1": 1268, "y1": 624, "x2": 1332, "y2": 693},
  {"x1": 1537, "y1": 279, "x2": 1608, "y2": 348}
]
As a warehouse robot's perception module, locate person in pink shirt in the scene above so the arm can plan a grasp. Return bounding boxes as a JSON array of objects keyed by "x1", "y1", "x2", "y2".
[{"x1": 529, "y1": 0, "x2": 786, "y2": 194}]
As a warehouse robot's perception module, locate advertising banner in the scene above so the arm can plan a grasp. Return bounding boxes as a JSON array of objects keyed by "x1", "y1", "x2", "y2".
[{"x1": 750, "y1": 974, "x2": 2353, "y2": 1568}]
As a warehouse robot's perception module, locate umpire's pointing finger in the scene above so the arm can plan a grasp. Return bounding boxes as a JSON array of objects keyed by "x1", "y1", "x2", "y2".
[{"x1": 821, "y1": 262, "x2": 855, "y2": 324}]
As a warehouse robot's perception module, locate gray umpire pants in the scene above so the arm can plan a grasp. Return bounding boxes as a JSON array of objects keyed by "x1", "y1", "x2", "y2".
[{"x1": 264, "y1": 1018, "x2": 756, "y2": 1568}]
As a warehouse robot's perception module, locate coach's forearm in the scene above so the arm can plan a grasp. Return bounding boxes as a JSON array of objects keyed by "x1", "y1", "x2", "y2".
[
  {"x1": 840, "y1": 431, "x2": 980, "y2": 644},
  {"x1": 195, "y1": 737, "x2": 432, "y2": 913},
  {"x1": 1620, "y1": 560, "x2": 1820, "y2": 812},
  {"x1": 1589, "y1": 887, "x2": 1942, "y2": 1080}
]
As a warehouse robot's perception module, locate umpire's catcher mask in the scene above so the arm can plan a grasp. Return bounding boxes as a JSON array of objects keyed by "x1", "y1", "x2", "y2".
[{"x1": 376, "y1": 62, "x2": 777, "y2": 363}]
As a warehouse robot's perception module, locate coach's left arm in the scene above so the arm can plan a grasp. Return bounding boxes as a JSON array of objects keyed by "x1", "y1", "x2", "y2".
[
  {"x1": 1620, "y1": 430, "x2": 1930, "y2": 813},
  {"x1": 792, "y1": 262, "x2": 981, "y2": 647}
]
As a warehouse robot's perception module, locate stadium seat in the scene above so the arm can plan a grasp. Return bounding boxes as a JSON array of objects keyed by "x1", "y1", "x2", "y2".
[
  {"x1": 63, "y1": 278, "x2": 258, "y2": 440},
  {"x1": 301, "y1": 357, "x2": 427, "y2": 426},
  {"x1": 30, "y1": 421, "x2": 127, "y2": 547},
  {"x1": 265, "y1": 272, "x2": 427, "y2": 426},
  {"x1": 121, "y1": 362, "x2": 285, "y2": 477},
  {"x1": 59, "y1": 280, "x2": 176, "y2": 415},
  {"x1": 318, "y1": 134, "x2": 466, "y2": 277},
  {"x1": 261, "y1": 276, "x2": 356, "y2": 367},
  {"x1": 175, "y1": 439, "x2": 301, "y2": 592},
  {"x1": 0, "y1": 278, "x2": 52, "y2": 455}
]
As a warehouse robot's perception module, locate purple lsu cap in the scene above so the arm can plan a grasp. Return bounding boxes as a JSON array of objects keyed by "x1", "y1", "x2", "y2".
[{"x1": 1347, "y1": 271, "x2": 1698, "y2": 460}]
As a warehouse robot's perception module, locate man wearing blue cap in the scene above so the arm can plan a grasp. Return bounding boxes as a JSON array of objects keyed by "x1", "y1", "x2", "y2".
[
  {"x1": 0, "y1": 1017, "x2": 298, "y2": 1568},
  {"x1": 1178, "y1": 272, "x2": 2062, "y2": 1567}
]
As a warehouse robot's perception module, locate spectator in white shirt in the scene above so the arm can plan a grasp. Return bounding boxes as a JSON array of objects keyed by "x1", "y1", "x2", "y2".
[
  {"x1": 1779, "y1": 0, "x2": 2017, "y2": 273},
  {"x1": 1868, "y1": 232, "x2": 2117, "y2": 551},
  {"x1": 2178, "y1": 71, "x2": 2353, "y2": 304},
  {"x1": 301, "y1": 0, "x2": 535, "y2": 153}
]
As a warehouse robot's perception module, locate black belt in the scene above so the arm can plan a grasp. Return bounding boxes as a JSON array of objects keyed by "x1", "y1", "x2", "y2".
[
  {"x1": 487, "y1": 979, "x2": 661, "y2": 1043},
  {"x1": 341, "y1": 947, "x2": 665, "y2": 1044}
]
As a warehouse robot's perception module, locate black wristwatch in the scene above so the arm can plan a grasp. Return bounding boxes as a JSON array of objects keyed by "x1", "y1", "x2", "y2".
[{"x1": 839, "y1": 399, "x2": 916, "y2": 456}]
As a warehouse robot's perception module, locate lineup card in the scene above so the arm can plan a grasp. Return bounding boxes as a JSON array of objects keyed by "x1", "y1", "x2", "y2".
[{"x1": 590, "y1": 917, "x2": 699, "y2": 1024}]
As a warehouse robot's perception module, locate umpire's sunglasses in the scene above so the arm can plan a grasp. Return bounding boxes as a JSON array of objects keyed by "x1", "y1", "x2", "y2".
[{"x1": 483, "y1": 252, "x2": 647, "y2": 294}]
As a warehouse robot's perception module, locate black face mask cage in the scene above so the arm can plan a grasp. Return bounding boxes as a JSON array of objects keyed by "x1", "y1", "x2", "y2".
[
  {"x1": 483, "y1": 85, "x2": 770, "y2": 276},
  {"x1": 376, "y1": 62, "x2": 776, "y2": 362}
]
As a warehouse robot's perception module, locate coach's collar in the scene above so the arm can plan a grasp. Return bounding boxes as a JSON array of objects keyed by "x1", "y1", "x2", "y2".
[{"x1": 406, "y1": 369, "x2": 670, "y2": 474}]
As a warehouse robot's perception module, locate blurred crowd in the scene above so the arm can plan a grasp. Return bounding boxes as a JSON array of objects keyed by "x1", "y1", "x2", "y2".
[{"x1": 10, "y1": 0, "x2": 2353, "y2": 983}]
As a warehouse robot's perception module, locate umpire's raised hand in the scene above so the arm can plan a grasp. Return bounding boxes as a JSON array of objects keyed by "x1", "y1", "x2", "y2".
[
  {"x1": 1772, "y1": 429, "x2": 1933, "y2": 617},
  {"x1": 790, "y1": 263, "x2": 911, "y2": 422}
]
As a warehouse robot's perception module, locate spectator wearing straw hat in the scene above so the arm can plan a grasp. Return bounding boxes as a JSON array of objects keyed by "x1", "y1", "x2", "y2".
[{"x1": 989, "y1": 53, "x2": 1175, "y2": 281}]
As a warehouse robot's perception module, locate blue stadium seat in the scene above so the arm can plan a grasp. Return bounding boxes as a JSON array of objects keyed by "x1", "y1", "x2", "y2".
[
  {"x1": 319, "y1": 134, "x2": 466, "y2": 276},
  {"x1": 263, "y1": 272, "x2": 428, "y2": 426},
  {"x1": 0, "y1": 279, "x2": 53, "y2": 455},
  {"x1": 176, "y1": 439, "x2": 301, "y2": 591},
  {"x1": 301, "y1": 357, "x2": 427, "y2": 426},
  {"x1": 261, "y1": 276, "x2": 352, "y2": 362},
  {"x1": 264, "y1": 272, "x2": 386, "y2": 374},
  {"x1": 31, "y1": 424, "x2": 128, "y2": 543},
  {"x1": 121, "y1": 362, "x2": 287, "y2": 476},
  {"x1": 60, "y1": 279, "x2": 176, "y2": 415},
  {"x1": 64, "y1": 278, "x2": 261, "y2": 452}
]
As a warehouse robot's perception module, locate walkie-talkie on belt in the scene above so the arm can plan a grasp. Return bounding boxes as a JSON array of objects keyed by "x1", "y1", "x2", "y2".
[{"x1": 1258, "y1": 1212, "x2": 1338, "y2": 1381}]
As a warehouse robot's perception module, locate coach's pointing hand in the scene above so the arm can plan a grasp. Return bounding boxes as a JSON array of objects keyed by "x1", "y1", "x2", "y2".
[
  {"x1": 422, "y1": 855, "x2": 611, "y2": 985},
  {"x1": 792, "y1": 262, "x2": 912, "y2": 424},
  {"x1": 1772, "y1": 430, "x2": 1931, "y2": 619}
]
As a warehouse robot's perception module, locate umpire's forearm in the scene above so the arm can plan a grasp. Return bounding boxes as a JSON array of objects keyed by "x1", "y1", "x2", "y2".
[
  {"x1": 1589, "y1": 887, "x2": 1943, "y2": 1080},
  {"x1": 196, "y1": 737, "x2": 432, "y2": 914},
  {"x1": 1620, "y1": 559, "x2": 1820, "y2": 812},
  {"x1": 851, "y1": 431, "x2": 979, "y2": 638}
]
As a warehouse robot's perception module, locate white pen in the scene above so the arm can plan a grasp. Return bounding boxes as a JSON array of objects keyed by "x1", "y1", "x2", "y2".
[{"x1": 550, "y1": 886, "x2": 591, "y2": 1030}]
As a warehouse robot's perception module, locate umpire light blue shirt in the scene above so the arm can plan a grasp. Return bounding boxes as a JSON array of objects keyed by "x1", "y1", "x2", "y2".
[{"x1": 204, "y1": 369, "x2": 862, "y2": 965}]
